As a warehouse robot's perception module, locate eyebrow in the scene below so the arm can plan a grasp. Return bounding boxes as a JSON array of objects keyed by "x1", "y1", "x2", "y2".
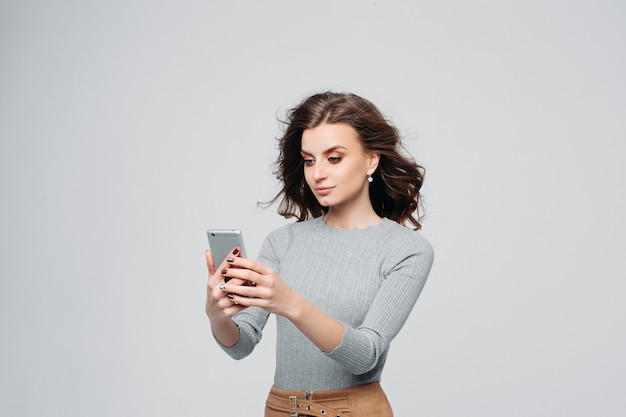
[{"x1": 300, "y1": 145, "x2": 348, "y2": 156}]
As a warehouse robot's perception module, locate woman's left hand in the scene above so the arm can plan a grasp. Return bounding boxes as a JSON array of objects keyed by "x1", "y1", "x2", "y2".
[{"x1": 219, "y1": 257, "x2": 302, "y2": 319}]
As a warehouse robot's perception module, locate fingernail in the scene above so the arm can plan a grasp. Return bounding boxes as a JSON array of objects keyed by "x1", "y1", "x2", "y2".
[
  {"x1": 218, "y1": 283, "x2": 227, "y2": 290},
  {"x1": 227, "y1": 294, "x2": 234, "y2": 300},
  {"x1": 221, "y1": 268, "x2": 228, "y2": 275},
  {"x1": 233, "y1": 248, "x2": 239, "y2": 255},
  {"x1": 226, "y1": 257, "x2": 234, "y2": 263}
]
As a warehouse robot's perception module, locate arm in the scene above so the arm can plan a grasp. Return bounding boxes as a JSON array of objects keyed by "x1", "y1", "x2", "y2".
[
  {"x1": 325, "y1": 244, "x2": 434, "y2": 374},
  {"x1": 282, "y1": 293, "x2": 346, "y2": 353},
  {"x1": 219, "y1": 256, "x2": 345, "y2": 353}
]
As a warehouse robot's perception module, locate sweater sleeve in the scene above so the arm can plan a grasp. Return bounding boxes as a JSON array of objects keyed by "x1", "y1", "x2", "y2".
[
  {"x1": 324, "y1": 236, "x2": 434, "y2": 374},
  {"x1": 217, "y1": 306, "x2": 270, "y2": 359}
]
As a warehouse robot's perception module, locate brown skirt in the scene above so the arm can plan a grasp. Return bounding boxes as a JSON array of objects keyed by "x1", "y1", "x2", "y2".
[{"x1": 264, "y1": 382, "x2": 393, "y2": 417}]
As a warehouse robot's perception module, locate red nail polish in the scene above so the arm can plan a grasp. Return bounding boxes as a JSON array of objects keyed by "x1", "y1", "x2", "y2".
[{"x1": 233, "y1": 248, "x2": 239, "y2": 255}]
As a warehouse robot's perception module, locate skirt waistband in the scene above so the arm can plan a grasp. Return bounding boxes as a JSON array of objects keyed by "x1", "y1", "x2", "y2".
[
  {"x1": 265, "y1": 382, "x2": 388, "y2": 417},
  {"x1": 269, "y1": 382, "x2": 380, "y2": 401}
]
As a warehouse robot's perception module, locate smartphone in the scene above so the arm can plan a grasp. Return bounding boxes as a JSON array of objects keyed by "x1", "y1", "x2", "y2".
[{"x1": 206, "y1": 229, "x2": 246, "y2": 267}]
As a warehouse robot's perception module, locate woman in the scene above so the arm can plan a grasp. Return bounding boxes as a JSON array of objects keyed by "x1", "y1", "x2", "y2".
[{"x1": 205, "y1": 92, "x2": 434, "y2": 416}]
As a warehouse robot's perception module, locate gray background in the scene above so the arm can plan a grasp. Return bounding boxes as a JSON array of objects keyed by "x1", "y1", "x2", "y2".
[{"x1": 1, "y1": 1, "x2": 625, "y2": 416}]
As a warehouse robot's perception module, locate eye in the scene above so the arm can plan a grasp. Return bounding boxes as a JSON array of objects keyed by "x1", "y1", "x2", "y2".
[
  {"x1": 328, "y1": 156, "x2": 342, "y2": 164},
  {"x1": 303, "y1": 158, "x2": 315, "y2": 166}
]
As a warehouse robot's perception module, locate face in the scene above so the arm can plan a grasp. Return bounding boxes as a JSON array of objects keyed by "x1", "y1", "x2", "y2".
[{"x1": 301, "y1": 123, "x2": 379, "y2": 211}]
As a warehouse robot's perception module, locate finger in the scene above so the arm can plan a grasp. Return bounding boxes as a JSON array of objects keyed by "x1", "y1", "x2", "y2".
[
  {"x1": 220, "y1": 277, "x2": 247, "y2": 287},
  {"x1": 226, "y1": 303, "x2": 247, "y2": 314},
  {"x1": 207, "y1": 250, "x2": 236, "y2": 285},
  {"x1": 221, "y1": 265, "x2": 260, "y2": 285},
  {"x1": 224, "y1": 258, "x2": 273, "y2": 286},
  {"x1": 223, "y1": 282, "x2": 262, "y2": 299},
  {"x1": 226, "y1": 256, "x2": 267, "y2": 274},
  {"x1": 216, "y1": 277, "x2": 255, "y2": 300},
  {"x1": 219, "y1": 247, "x2": 245, "y2": 279},
  {"x1": 206, "y1": 250, "x2": 216, "y2": 275},
  {"x1": 226, "y1": 291, "x2": 264, "y2": 308},
  {"x1": 220, "y1": 295, "x2": 248, "y2": 313}
]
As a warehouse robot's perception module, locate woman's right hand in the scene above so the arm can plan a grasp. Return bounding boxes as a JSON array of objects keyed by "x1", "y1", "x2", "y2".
[{"x1": 205, "y1": 248, "x2": 247, "y2": 321}]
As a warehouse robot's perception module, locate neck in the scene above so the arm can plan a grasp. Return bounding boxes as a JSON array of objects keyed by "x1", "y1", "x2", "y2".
[{"x1": 323, "y1": 207, "x2": 382, "y2": 230}]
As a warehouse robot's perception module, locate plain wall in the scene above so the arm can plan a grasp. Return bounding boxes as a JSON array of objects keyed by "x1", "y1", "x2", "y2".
[{"x1": 1, "y1": 1, "x2": 624, "y2": 416}]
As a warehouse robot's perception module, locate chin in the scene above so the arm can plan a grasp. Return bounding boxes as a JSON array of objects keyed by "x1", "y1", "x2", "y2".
[{"x1": 315, "y1": 197, "x2": 332, "y2": 208}]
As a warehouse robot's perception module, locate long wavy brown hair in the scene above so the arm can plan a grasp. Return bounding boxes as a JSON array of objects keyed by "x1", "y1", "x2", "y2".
[{"x1": 262, "y1": 91, "x2": 426, "y2": 230}]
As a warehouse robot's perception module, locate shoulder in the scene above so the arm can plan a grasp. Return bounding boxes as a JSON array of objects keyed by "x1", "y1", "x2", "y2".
[
  {"x1": 266, "y1": 217, "x2": 321, "y2": 238},
  {"x1": 378, "y1": 219, "x2": 435, "y2": 267},
  {"x1": 383, "y1": 219, "x2": 433, "y2": 251},
  {"x1": 258, "y1": 218, "x2": 323, "y2": 267},
  {"x1": 262, "y1": 217, "x2": 323, "y2": 249}
]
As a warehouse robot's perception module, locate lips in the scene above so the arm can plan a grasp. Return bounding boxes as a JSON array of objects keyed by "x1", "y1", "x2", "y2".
[{"x1": 315, "y1": 186, "x2": 334, "y2": 196}]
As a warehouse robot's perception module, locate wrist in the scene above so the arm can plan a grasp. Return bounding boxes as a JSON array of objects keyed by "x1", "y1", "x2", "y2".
[
  {"x1": 284, "y1": 292, "x2": 307, "y2": 323},
  {"x1": 208, "y1": 311, "x2": 230, "y2": 324},
  {"x1": 206, "y1": 305, "x2": 229, "y2": 323}
]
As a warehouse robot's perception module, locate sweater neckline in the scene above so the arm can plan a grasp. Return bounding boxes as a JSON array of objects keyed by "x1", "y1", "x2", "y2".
[{"x1": 312, "y1": 216, "x2": 393, "y2": 237}]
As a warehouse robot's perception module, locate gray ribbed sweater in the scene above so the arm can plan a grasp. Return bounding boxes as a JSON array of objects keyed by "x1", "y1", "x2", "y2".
[{"x1": 220, "y1": 216, "x2": 434, "y2": 390}]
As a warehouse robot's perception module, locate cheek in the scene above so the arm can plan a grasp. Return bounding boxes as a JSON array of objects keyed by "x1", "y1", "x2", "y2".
[{"x1": 345, "y1": 163, "x2": 365, "y2": 181}]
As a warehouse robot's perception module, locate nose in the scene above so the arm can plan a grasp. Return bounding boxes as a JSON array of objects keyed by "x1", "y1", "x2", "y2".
[{"x1": 312, "y1": 162, "x2": 327, "y2": 182}]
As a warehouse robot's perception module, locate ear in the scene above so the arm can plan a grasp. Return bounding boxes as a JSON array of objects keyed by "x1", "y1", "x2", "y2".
[{"x1": 366, "y1": 152, "x2": 380, "y2": 175}]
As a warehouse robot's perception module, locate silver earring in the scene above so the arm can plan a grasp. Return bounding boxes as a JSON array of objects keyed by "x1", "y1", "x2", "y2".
[{"x1": 368, "y1": 175, "x2": 373, "y2": 183}]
